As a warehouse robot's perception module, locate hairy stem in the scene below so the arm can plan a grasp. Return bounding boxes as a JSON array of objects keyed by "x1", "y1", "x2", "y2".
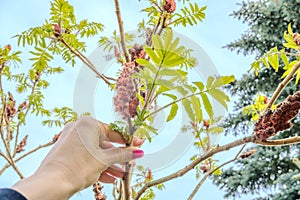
[{"x1": 114, "y1": 0, "x2": 130, "y2": 63}]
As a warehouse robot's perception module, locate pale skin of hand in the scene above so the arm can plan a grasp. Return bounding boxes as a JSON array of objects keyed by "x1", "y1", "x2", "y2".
[{"x1": 11, "y1": 116, "x2": 144, "y2": 200}]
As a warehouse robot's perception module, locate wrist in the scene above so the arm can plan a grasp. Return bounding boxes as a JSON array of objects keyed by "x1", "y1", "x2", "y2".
[{"x1": 12, "y1": 168, "x2": 76, "y2": 200}]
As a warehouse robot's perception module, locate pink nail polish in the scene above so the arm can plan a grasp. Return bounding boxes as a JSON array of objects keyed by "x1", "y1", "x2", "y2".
[{"x1": 133, "y1": 149, "x2": 144, "y2": 159}]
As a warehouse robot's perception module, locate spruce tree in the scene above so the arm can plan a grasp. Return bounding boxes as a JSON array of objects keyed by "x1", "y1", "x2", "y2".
[{"x1": 213, "y1": 0, "x2": 300, "y2": 199}]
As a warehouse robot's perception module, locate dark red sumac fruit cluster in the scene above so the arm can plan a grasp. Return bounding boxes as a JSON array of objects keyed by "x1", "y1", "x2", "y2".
[{"x1": 255, "y1": 91, "x2": 300, "y2": 141}]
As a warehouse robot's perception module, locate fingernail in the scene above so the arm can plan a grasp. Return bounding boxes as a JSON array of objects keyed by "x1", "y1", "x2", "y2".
[{"x1": 133, "y1": 149, "x2": 144, "y2": 159}]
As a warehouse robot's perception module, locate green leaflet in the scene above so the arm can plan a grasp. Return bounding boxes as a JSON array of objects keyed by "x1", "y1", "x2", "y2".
[
  {"x1": 283, "y1": 24, "x2": 299, "y2": 50},
  {"x1": 206, "y1": 76, "x2": 214, "y2": 89},
  {"x1": 296, "y1": 70, "x2": 300, "y2": 84},
  {"x1": 156, "y1": 86, "x2": 171, "y2": 96},
  {"x1": 280, "y1": 49, "x2": 289, "y2": 67},
  {"x1": 208, "y1": 88, "x2": 229, "y2": 109},
  {"x1": 200, "y1": 93, "x2": 213, "y2": 119},
  {"x1": 182, "y1": 98, "x2": 195, "y2": 121},
  {"x1": 167, "y1": 103, "x2": 178, "y2": 122},
  {"x1": 155, "y1": 79, "x2": 175, "y2": 89},
  {"x1": 208, "y1": 127, "x2": 224, "y2": 134},
  {"x1": 163, "y1": 93, "x2": 177, "y2": 100},
  {"x1": 191, "y1": 95, "x2": 202, "y2": 122},
  {"x1": 281, "y1": 60, "x2": 298, "y2": 79},
  {"x1": 152, "y1": 34, "x2": 164, "y2": 59},
  {"x1": 261, "y1": 55, "x2": 269, "y2": 68},
  {"x1": 136, "y1": 58, "x2": 157, "y2": 74},
  {"x1": 144, "y1": 46, "x2": 161, "y2": 65},
  {"x1": 134, "y1": 124, "x2": 158, "y2": 143},
  {"x1": 159, "y1": 69, "x2": 187, "y2": 80},
  {"x1": 268, "y1": 47, "x2": 279, "y2": 72},
  {"x1": 176, "y1": 85, "x2": 188, "y2": 96},
  {"x1": 211, "y1": 75, "x2": 235, "y2": 88},
  {"x1": 193, "y1": 81, "x2": 204, "y2": 91},
  {"x1": 135, "y1": 126, "x2": 152, "y2": 142}
]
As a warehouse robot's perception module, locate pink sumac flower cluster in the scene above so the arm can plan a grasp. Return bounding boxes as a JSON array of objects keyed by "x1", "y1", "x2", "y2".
[
  {"x1": 113, "y1": 44, "x2": 146, "y2": 120},
  {"x1": 163, "y1": 0, "x2": 176, "y2": 13},
  {"x1": 293, "y1": 32, "x2": 300, "y2": 46}
]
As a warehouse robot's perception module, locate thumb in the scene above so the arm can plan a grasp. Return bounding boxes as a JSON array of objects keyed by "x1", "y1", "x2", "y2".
[{"x1": 102, "y1": 147, "x2": 144, "y2": 165}]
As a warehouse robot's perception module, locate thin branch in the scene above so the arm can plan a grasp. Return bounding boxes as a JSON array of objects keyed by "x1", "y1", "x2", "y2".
[
  {"x1": 265, "y1": 61, "x2": 300, "y2": 112},
  {"x1": 0, "y1": 150, "x2": 11, "y2": 164},
  {"x1": 122, "y1": 118, "x2": 136, "y2": 200},
  {"x1": 114, "y1": 0, "x2": 130, "y2": 63},
  {"x1": 13, "y1": 80, "x2": 37, "y2": 156},
  {"x1": 117, "y1": 181, "x2": 122, "y2": 200},
  {"x1": 14, "y1": 140, "x2": 55, "y2": 162},
  {"x1": 133, "y1": 136, "x2": 255, "y2": 200},
  {"x1": 135, "y1": 131, "x2": 300, "y2": 199},
  {"x1": 157, "y1": 15, "x2": 167, "y2": 35},
  {"x1": 254, "y1": 136, "x2": 300, "y2": 146},
  {"x1": 153, "y1": 1, "x2": 163, "y2": 12},
  {"x1": 0, "y1": 65, "x2": 6, "y2": 126},
  {"x1": 0, "y1": 121, "x2": 23, "y2": 178},
  {"x1": 122, "y1": 162, "x2": 134, "y2": 200},
  {"x1": 187, "y1": 172, "x2": 210, "y2": 200},
  {"x1": 0, "y1": 140, "x2": 55, "y2": 175},
  {"x1": 187, "y1": 144, "x2": 246, "y2": 200},
  {"x1": 205, "y1": 129, "x2": 211, "y2": 151},
  {"x1": 147, "y1": 14, "x2": 163, "y2": 46},
  {"x1": 0, "y1": 99, "x2": 24, "y2": 178},
  {"x1": 60, "y1": 39, "x2": 113, "y2": 86}
]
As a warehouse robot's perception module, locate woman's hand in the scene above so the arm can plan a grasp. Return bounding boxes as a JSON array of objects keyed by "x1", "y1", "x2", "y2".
[{"x1": 12, "y1": 116, "x2": 144, "y2": 200}]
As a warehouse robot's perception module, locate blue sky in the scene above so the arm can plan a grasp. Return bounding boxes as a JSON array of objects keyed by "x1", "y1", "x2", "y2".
[{"x1": 0, "y1": 1, "x2": 257, "y2": 199}]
